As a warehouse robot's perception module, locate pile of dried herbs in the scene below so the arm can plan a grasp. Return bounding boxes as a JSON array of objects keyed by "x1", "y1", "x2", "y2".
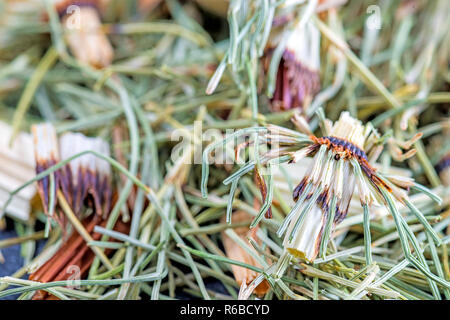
[{"x1": 0, "y1": 0, "x2": 449, "y2": 300}]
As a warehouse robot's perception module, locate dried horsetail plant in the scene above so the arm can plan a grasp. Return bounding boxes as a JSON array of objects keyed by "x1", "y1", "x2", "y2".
[
  {"x1": 52, "y1": 0, "x2": 113, "y2": 68},
  {"x1": 59, "y1": 131, "x2": 112, "y2": 218},
  {"x1": 281, "y1": 113, "x2": 443, "y2": 267},
  {"x1": 262, "y1": 17, "x2": 321, "y2": 112},
  {"x1": 32, "y1": 123, "x2": 112, "y2": 227},
  {"x1": 0, "y1": 0, "x2": 45, "y2": 58},
  {"x1": 30, "y1": 123, "x2": 126, "y2": 299},
  {"x1": 220, "y1": 210, "x2": 270, "y2": 297},
  {"x1": 28, "y1": 213, "x2": 128, "y2": 300},
  {"x1": 0, "y1": 121, "x2": 37, "y2": 222},
  {"x1": 202, "y1": 111, "x2": 449, "y2": 291},
  {"x1": 279, "y1": 112, "x2": 385, "y2": 262},
  {"x1": 32, "y1": 123, "x2": 61, "y2": 221}
]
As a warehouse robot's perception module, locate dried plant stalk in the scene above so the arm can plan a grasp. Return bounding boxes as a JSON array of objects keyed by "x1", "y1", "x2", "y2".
[
  {"x1": 0, "y1": 121, "x2": 36, "y2": 221},
  {"x1": 220, "y1": 210, "x2": 270, "y2": 297}
]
